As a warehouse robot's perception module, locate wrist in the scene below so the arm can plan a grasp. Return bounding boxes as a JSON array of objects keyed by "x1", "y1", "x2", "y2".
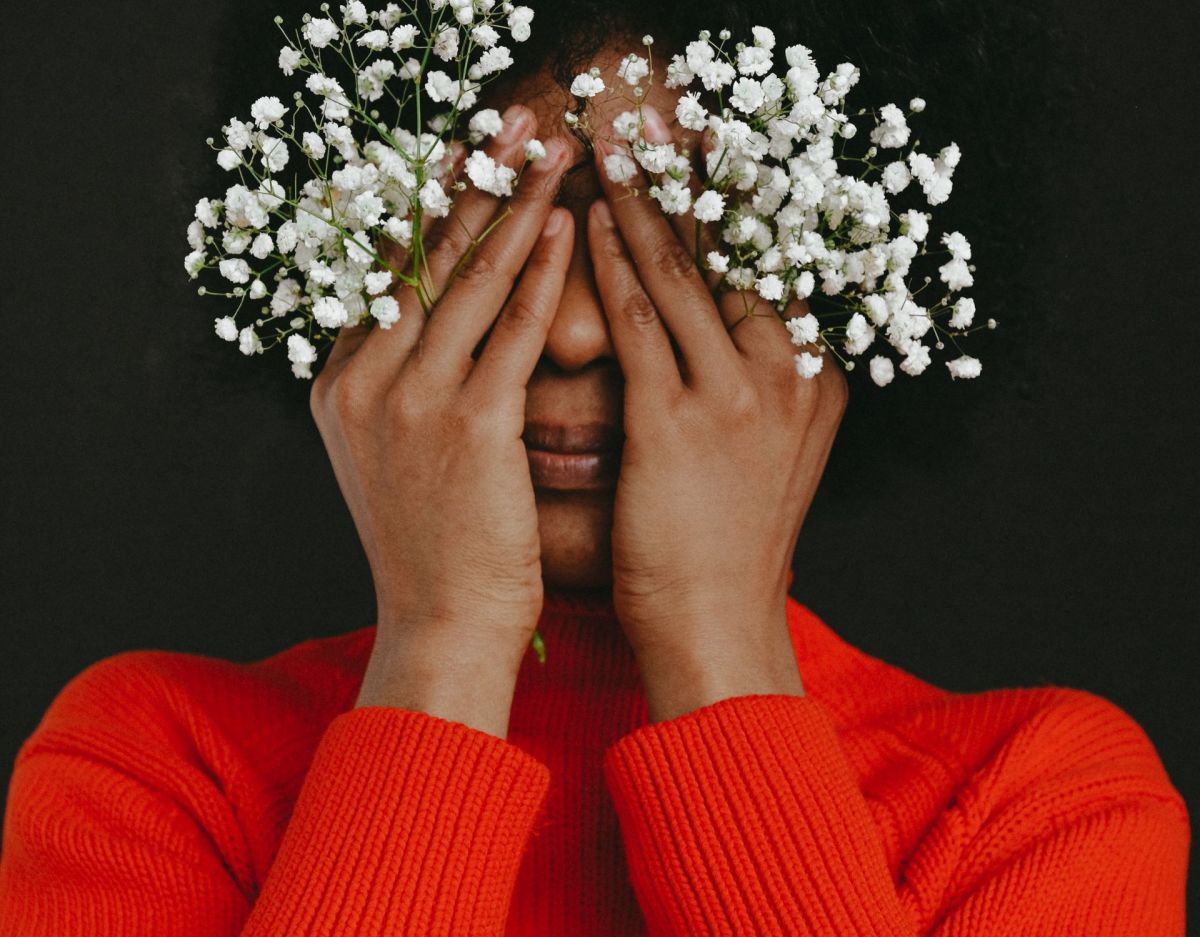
[
  {"x1": 630, "y1": 609, "x2": 804, "y2": 724},
  {"x1": 356, "y1": 628, "x2": 525, "y2": 739}
]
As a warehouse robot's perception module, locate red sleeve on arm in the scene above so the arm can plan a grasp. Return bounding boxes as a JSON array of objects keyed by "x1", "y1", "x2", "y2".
[
  {"x1": 602, "y1": 693, "x2": 1190, "y2": 937},
  {"x1": 0, "y1": 660, "x2": 550, "y2": 937},
  {"x1": 242, "y1": 707, "x2": 550, "y2": 936}
]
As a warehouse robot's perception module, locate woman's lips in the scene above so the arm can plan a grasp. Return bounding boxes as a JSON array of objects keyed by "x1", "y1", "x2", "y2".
[{"x1": 523, "y1": 422, "x2": 623, "y2": 491}]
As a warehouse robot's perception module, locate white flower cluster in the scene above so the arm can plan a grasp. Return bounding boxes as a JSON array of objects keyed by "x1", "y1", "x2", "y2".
[
  {"x1": 572, "y1": 28, "x2": 992, "y2": 385},
  {"x1": 186, "y1": 0, "x2": 539, "y2": 378}
]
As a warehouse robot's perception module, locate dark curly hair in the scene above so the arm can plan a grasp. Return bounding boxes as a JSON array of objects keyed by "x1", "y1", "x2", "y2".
[{"x1": 206, "y1": 0, "x2": 1072, "y2": 498}]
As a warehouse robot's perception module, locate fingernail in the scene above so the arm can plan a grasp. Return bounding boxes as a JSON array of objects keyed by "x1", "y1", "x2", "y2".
[
  {"x1": 642, "y1": 105, "x2": 669, "y2": 140},
  {"x1": 500, "y1": 104, "x2": 529, "y2": 141},
  {"x1": 591, "y1": 199, "x2": 613, "y2": 228},
  {"x1": 529, "y1": 138, "x2": 565, "y2": 172},
  {"x1": 543, "y1": 208, "x2": 565, "y2": 237}
]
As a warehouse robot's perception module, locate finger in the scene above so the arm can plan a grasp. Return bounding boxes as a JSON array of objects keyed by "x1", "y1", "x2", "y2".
[
  {"x1": 719, "y1": 289, "x2": 800, "y2": 364},
  {"x1": 352, "y1": 117, "x2": 534, "y2": 385},
  {"x1": 344, "y1": 142, "x2": 469, "y2": 383},
  {"x1": 320, "y1": 321, "x2": 373, "y2": 380},
  {"x1": 587, "y1": 199, "x2": 683, "y2": 399},
  {"x1": 402, "y1": 105, "x2": 537, "y2": 317},
  {"x1": 640, "y1": 105, "x2": 723, "y2": 292},
  {"x1": 417, "y1": 138, "x2": 572, "y2": 382},
  {"x1": 593, "y1": 130, "x2": 739, "y2": 385},
  {"x1": 467, "y1": 207, "x2": 573, "y2": 392}
]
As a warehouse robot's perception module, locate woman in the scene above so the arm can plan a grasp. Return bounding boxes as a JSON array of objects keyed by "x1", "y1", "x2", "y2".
[{"x1": 0, "y1": 3, "x2": 1189, "y2": 934}]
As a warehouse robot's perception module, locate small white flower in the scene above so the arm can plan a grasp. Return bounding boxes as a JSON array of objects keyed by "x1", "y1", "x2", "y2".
[
  {"x1": 942, "y1": 230, "x2": 972, "y2": 260},
  {"x1": 248, "y1": 279, "x2": 267, "y2": 300},
  {"x1": 278, "y1": 47, "x2": 303, "y2": 76},
  {"x1": 356, "y1": 29, "x2": 389, "y2": 51},
  {"x1": 419, "y1": 178, "x2": 451, "y2": 217},
  {"x1": 793, "y1": 270, "x2": 815, "y2": 300},
  {"x1": 785, "y1": 313, "x2": 819, "y2": 346},
  {"x1": 938, "y1": 256, "x2": 974, "y2": 291},
  {"x1": 949, "y1": 297, "x2": 976, "y2": 329},
  {"x1": 730, "y1": 77, "x2": 765, "y2": 113},
  {"x1": 471, "y1": 23, "x2": 500, "y2": 48},
  {"x1": 312, "y1": 295, "x2": 349, "y2": 328},
  {"x1": 303, "y1": 17, "x2": 340, "y2": 48},
  {"x1": 693, "y1": 190, "x2": 726, "y2": 223},
  {"x1": 869, "y1": 355, "x2": 894, "y2": 386},
  {"x1": 707, "y1": 251, "x2": 730, "y2": 273},
  {"x1": 390, "y1": 24, "x2": 418, "y2": 50},
  {"x1": 900, "y1": 340, "x2": 931, "y2": 376},
  {"x1": 248, "y1": 95, "x2": 285, "y2": 128},
  {"x1": 250, "y1": 233, "x2": 274, "y2": 260},
  {"x1": 570, "y1": 72, "x2": 605, "y2": 98},
  {"x1": 432, "y1": 24, "x2": 460, "y2": 60},
  {"x1": 525, "y1": 139, "x2": 546, "y2": 160},
  {"x1": 238, "y1": 326, "x2": 263, "y2": 356},
  {"x1": 195, "y1": 197, "x2": 220, "y2": 228},
  {"x1": 216, "y1": 148, "x2": 241, "y2": 171},
  {"x1": 370, "y1": 295, "x2": 401, "y2": 328},
  {"x1": 611, "y1": 110, "x2": 641, "y2": 141},
  {"x1": 899, "y1": 209, "x2": 929, "y2": 242},
  {"x1": 946, "y1": 354, "x2": 982, "y2": 379},
  {"x1": 474, "y1": 46, "x2": 513, "y2": 76},
  {"x1": 843, "y1": 311, "x2": 875, "y2": 355},
  {"x1": 301, "y1": 131, "x2": 327, "y2": 160},
  {"x1": 675, "y1": 93, "x2": 707, "y2": 131},
  {"x1": 755, "y1": 273, "x2": 784, "y2": 302},
  {"x1": 184, "y1": 249, "x2": 206, "y2": 278},
  {"x1": 468, "y1": 108, "x2": 504, "y2": 139},
  {"x1": 364, "y1": 270, "x2": 393, "y2": 295},
  {"x1": 340, "y1": 0, "x2": 368, "y2": 26},
  {"x1": 881, "y1": 160, "x2": 910, "y2": 194},
  {"x1": 603, "y1": 152, "x2": 638, "y2": 183},
  {"x1": 617, "y1": 54, "x2": 650, "y2": 85},
  {"x1": 219, "y1": 258, "x2": 251, "y2": 284},
  {"x1": 286, "y1": 333, "x2": 318, "y2": 379},
  {"x1": 465, "y1": 149, "x2": 517, "y2": 197},
  {"x1": 508, "y1": 5, "x2": 534, "y2": 41},
  {"x1": 794, "y1": 351, "x2": 824, "y2": 378},
  {"x1": 214, "y1": 316, "x2": 239, "y2": 341}
]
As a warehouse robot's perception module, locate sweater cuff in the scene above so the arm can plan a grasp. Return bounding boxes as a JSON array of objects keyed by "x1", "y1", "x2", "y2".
[
  {"x1": 603, "y1": 694, "x2": 910, "y2": 936},
  {"x1": 242, "y1": 706, "x2": 550, "y2": 937}
]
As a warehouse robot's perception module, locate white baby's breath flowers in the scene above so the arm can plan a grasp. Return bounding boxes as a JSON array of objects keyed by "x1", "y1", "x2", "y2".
[
  {"x1": 189, "y1": 5, "x2": 986, "y2": 386},
  {"x1": 188, "y1": 1, "x2": 548, "y2": 376},
  {"x1": 567, "y1": 24, "x2": 988, "y2": 383}
]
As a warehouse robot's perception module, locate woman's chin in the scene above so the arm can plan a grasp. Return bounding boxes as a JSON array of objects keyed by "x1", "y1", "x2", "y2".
[{"x1": 534, "y1": 490, "x2": 614, "y2": 591}]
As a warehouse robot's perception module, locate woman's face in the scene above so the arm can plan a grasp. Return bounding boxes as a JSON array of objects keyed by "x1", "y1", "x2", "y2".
[{"x1": 487, "y1": 44, "x2": 697, "y2": 591}]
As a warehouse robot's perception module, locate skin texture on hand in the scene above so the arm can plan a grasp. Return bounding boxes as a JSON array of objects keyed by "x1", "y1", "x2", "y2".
[
  {"x1": 308, "y1": 106, "x2": 575, "y2": 737},
  {"x1": 587, "y1": 105, "x2": 849, "y2": 723}
]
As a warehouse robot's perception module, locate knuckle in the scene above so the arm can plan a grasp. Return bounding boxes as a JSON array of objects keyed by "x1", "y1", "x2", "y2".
[
  {"x1": 649, "y1": 237, "x2": 695, "y2": 280},
  {"x1": 500, "y1": 295, "x2": 543, "y2": 331},
  {"x1": 456, "y1": 248, "x2": 501, "y2": 284},
  {"x1": 330, "y1": 369, "x2": 371, "y2": 425},
  {"x1": 624, "y1": 291, "x2": 660, "y2": 331},
  {"x1": 725, "y1": 382, "x2": 760, "y2": 421}
]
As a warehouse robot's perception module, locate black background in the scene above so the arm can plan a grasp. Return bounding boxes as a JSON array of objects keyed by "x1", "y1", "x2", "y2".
[{"x1": 3, "y1": 0, "x2": 1196, "y2": 920}]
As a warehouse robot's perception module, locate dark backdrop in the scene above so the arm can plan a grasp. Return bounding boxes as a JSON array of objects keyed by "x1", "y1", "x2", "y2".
[{"x1": 2, "y1": 0, "x2": 1196, "y2": 919}]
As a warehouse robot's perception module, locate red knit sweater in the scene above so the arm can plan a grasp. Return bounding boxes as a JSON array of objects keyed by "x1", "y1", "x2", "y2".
[{"x1": 0, "y1": 593, "x2": 1189, "y2": 935}]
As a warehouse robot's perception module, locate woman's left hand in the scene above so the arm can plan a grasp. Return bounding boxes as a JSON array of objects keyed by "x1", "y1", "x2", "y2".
[{"x1": 587, "y1": 106, "x2": 849, "y2": 723}]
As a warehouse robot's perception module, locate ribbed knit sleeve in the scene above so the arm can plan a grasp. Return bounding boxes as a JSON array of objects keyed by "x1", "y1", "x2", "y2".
[
  {"x1": 602, "y1": 693, "x2": 1189, "y2": 937},
  {"x1": 0, "y1": 702, "x2": 550, "y2": 936}
]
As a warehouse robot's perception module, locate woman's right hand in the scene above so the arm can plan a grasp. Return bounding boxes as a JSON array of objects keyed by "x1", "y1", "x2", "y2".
[{"x1": 308, "y1": 106, "x2": 573, "y2": 737}]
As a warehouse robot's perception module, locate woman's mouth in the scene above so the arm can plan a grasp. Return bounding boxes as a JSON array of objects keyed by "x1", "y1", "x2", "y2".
[{"x1": 523, "y1": 421, "x2": 623, "y2": 491}]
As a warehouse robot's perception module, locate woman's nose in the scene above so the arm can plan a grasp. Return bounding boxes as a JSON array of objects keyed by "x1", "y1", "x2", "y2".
[{"x1": 540, "y1": 223, "x2": 616, "y2": 372}]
